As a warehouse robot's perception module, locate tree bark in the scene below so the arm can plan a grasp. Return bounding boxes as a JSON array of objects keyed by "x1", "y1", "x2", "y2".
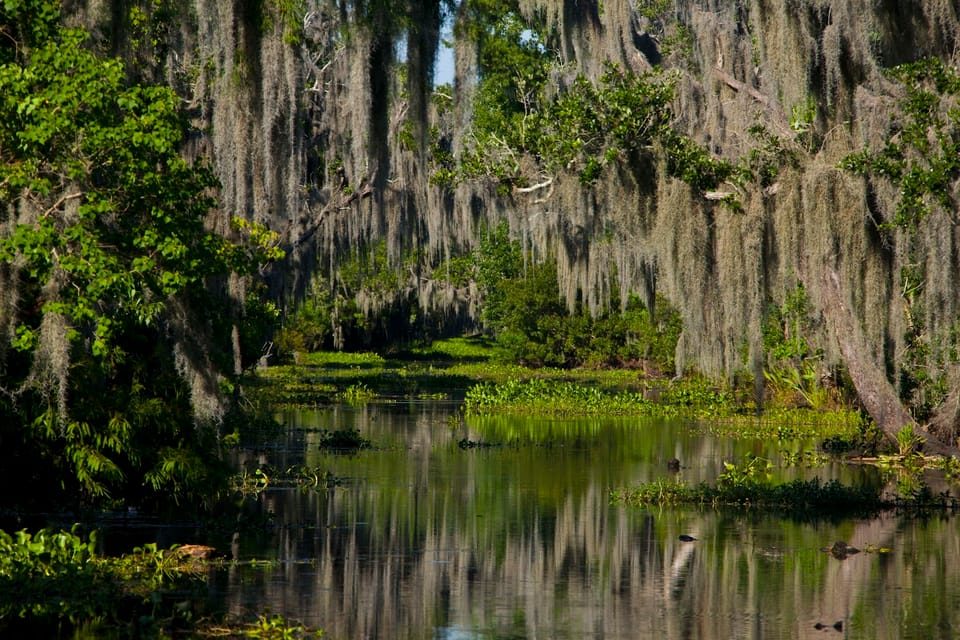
[
  {"x1": 928, "y1": 371, "x2": 960, "y2": 450},
  {"x1": 819, "y1": 269, "x2": 958, "y2": 457}
]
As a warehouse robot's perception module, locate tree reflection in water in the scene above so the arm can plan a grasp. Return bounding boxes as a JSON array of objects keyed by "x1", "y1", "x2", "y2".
[{"x1": 212, "y1": 401, "x2": 960, "y2": 640}]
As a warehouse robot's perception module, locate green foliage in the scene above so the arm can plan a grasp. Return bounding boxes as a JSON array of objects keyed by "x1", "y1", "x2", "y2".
[
  {"x1": 0, "y1": 0, "x2": 60, "y2": 65},
  {"x1": 0, "y1": 1, "x2": 283, "y2": 508},
  {"x1": 447, "y1": 2, "x2": 729, "y2": 195},
  {"x1": 735, "y1": 122, "x2": 798, "y2": 189},
  {"x1": 895, "y1": 423, "x2": 924, "y2": 456},
  {"x1": 240, "y1": 282, "x2": 283, "y2": 369},
  {"x1": 489, "y1": 261, "x2": 579, "y2": 365},
  {"x1": 717, "y1": 454, "x2": 773, "y2": 491},
  {"x1": 586, "y1": 294, "x2": 683, "y2": 369},
  {"x1": 464, "y1": 377, "x2": 650, "y2": 416},
  {"x1": 341, "y1": 382, "x2": 376, "y2": 403},
  {"x1": 463, "y1": 376, "x2": 735, "y2": 417},
  {"x1": 762, "y1": 283, "x2": 837, "y2": 410},
  {"x1": 840, "y1": 58, "x2": 960, "y2": 420},
  {"x1": 0, "y1": 526, "x2": 110, "y2": 624},
  {"x1": 764, "y1": 363, "x2": 831, "y2": 410},
  {"x1": 657, "y1": 376, "x2": 732, "y2": 413},
  {"x1": 763, "y1": 283, "x2": 816, "y2": 362},
  {"x1": 245, "y1": 613, "x2": 323, "y2": 639},
  {"x1": 125, "y1": 0, "x2": 180, "y2": 75},
  {"x1": 540, "y1": 65, "x2": 678, "y2": 184},
  {"x1": 475, "y1": 221, "x2": 524, "y2": 329},
  {"x1": 0, "y1": 525, "x2": 97, "y2": 579},
  {"x1": 0, "y1": 525, "x2": 216, "y2": 634},
  {"x1": 267, "y1": 0, "x2": 309, "y2": 46},
  {"x1": 0, "y1": 523, "x2": 331, "y2": 636},
  {"x1": 840, "y1": 57, "x2": 960, "y2": 231},
  {"x1": 305, "y1": 241, "x2": 438, "y2": 351},
  {"x1": 275, "y1": 281, "x2": 335, "y2": 357},
  {"x1": 457, "y1": 54, "x2": 731, "y2": 192},
  {"x1": 896, "y1": 258, "x2": 951, "y2": 422},
  {"x1": 456, "y1": 0, "x2": 552, "y2": 187},
  {"x1": 789, "y1": 96, "x2": 818, "y2": 151},
  {"x1": 661, "y1": 128, "x2": 736, "y2": 193},
  {"x1": 474, "y1": 222, "x2": 682, "y2": 369}
]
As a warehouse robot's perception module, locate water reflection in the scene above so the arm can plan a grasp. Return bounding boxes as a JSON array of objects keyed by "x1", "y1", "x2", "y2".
[{"x1": 214, "y1": 401, "x2": 960, "y2": 639}]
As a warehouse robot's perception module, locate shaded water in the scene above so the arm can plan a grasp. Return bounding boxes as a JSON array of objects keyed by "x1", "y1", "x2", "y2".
[{"x1": 213, "y1": 400, "x2": 959, "y2": 639}]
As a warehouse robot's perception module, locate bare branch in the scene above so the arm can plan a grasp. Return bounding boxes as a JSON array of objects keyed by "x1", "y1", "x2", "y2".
[
  {"x1": 42, "y1": 192, "x2": 83, "y2": 218},
  {"x1": 513, "y1": 177, "x2": 553, "y2": 194}
]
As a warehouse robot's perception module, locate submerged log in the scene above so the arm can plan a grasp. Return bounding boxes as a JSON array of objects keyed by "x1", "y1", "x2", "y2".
[{"x1": 820, "y1": 270, "x2": 958, "y2": 457}]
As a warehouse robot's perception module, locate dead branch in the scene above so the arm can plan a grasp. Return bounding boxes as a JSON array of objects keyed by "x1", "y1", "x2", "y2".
[
  {"x1": 291, "y1": 183, "x2": 372, "y2": 250},
  {"x1": 42, "y1": 192, "x2": 83, "y2": 218}
]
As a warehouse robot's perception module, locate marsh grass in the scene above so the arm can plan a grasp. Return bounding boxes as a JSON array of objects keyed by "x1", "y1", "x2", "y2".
[
  {"x1": 614, "y1": 451, "x2": 960, "y2": 514},
  {"x1": 233, "y1": 465, "x2": 342, "y2": 497},
  {"x1": 249, "y1": 339, "x2": 866, "y2": 443},
  {"x1": 611, "y1": 476, "x2": 888, "y2": 514},
  {"x1": 461, "y1": 376, "x2": 864, "y2": 442}
]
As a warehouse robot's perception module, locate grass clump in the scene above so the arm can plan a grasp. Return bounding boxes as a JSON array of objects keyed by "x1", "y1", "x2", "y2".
[
  {"x1": 294, "y1": 351, "x2": 386, "y2": 367},
  {"x1": 612, "y1": 476, "x2": 886, "y2": 513},
  {"x1": 240, "y1": 613, "x2": 323, "y2": 638},
  {"x1": 613, "y1": 452, "x2": 960, "y2": 514},
  {"x1": 340, "y1": 382, "x2": 376, "y2": 404},
  {"x1": 463, "y1": 376, "x2": 733, "y2": 419},
  {"x1": 463, "y1": 377, "x2": 653, "y2": 416},
  {"x1": 612, "y1": 455, "x2": 887, "y2": 514}
]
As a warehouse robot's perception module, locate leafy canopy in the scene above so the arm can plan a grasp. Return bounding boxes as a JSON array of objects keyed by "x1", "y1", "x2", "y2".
[
  {"x1": 442, "y1": 0, "x2": 734, "y2": 196},
  {"x1": 0, "y1": 26, "x2": 279, "y2": 361},
  {"x1": 0, "y1": 1, "x2": 282, "y2": 506},
  {"x1": 841, "y1": 58, "x2": 960, "y2": 231}
]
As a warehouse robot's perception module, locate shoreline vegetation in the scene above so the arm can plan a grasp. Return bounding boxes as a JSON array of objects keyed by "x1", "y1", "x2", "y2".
[
  {"x1": 0, "y1": 526, "x2": 324, "y2": 639},
  {"x1": 252, "y1": 338, "x2": 960, "y2": 512},
  {"x1": 4, "y1": 338, "x2": 959, "y2": 637}
]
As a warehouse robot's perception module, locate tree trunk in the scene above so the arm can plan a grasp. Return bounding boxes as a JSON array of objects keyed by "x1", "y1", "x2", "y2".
[
  {"x1": 928, "y1": 372, "x2": 960, "y2": 451},
  {"x1": 819, "y1": 269, "x2": 958, "y2": 457}
]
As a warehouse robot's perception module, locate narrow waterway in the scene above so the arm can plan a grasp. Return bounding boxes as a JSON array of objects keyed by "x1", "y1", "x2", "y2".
[{"x1": 211, "y1": 399, "x2": 960, "y2": 640}]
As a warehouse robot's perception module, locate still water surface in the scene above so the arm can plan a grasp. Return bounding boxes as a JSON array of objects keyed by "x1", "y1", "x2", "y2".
[{"x1": 211, "y1": 399, "x2": 960, "y2": 639}]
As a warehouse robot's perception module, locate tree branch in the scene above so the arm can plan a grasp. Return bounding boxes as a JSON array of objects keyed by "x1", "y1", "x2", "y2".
[{"x1": 42, "y1": 192, "x2": 84, "y2": 218}]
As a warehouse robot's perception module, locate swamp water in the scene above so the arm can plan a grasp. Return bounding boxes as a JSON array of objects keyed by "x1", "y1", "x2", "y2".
[{"x1": 164, "y1": 400, "x2": 960, "y2": 638}]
